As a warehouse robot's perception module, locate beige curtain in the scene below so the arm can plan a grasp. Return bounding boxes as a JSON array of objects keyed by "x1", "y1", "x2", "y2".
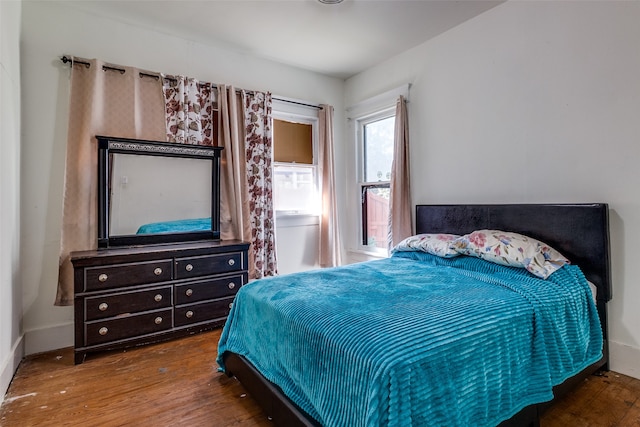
[
  {"x1": 55, "y1": 59, "x2": 165, "y2": 305},
  {"x1": 318, "y1": 105, "x2": 342, "y2": 267},
  {"x1": 218, "y1": 86, "x2": 278, "y2": 279},
  {"x1": 218, "y1": 85, "x2": 249, "y2": 243},
  {"x1": 388, "y1": 95, "x2": 412, "y2": 250}
]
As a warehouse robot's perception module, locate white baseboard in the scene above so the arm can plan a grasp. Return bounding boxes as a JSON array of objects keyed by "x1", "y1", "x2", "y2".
[
  {"x1": 609, "y1": 340, "x2": 640, "y2": 380},
  {"x1": 1, "y1": 334, "x2": 24, "y2": 399},
  {"x1": 24, "y1": 322, "x2": 73, "y2": 356}
]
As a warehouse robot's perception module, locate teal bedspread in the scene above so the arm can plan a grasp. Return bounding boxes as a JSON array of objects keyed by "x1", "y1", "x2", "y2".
[
  {"x1": 217, "y1": 252, "x2": 602, "y2": 427},
  {"x1": 135, "y1": 217, "x2": 210, "y2": 234}
]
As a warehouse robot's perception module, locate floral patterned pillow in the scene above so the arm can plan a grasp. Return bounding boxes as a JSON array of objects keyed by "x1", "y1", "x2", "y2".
[
  {"x1": 392, "y1": 233, "x2": 460, "y2": 258},
  {"x1": 451, "y1": 230, "x2": 569, "y2": 279}
]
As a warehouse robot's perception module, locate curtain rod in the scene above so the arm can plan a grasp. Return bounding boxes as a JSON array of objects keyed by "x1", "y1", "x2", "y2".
[
  {"x1": 60, "y1": 56, "x2": 321, "y2": 110},
  {"x1": 61, "y1": 55, "x2": 164, "y2": 82}
]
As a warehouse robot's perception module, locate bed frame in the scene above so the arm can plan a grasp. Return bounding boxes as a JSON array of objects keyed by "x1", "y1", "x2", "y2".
[{"x1": 223, "y1": 203, "x2": 611, "y2": 427}]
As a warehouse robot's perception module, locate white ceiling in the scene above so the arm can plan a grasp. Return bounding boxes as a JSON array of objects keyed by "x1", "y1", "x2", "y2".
[{"x1": 61, "y1": 0, "x2": 504, "y2": 79}]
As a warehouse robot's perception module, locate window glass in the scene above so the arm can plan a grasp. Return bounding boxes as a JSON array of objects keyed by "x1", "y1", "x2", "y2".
[
  {"x1": 359, "y1": 114, "x2": 394, "y2": 251},
  {"x1": 272, "y1": 114, "x2": 319, "y2": 216},
  {"x1": 273, "y1": 164, "x2": 318, "y2": 214},
  {"x1": 363, "y1": 116, "x2": 394, "y2": 183},
  {"x1": 362, "y1": 185, "x2": 390, "y2": 248}
]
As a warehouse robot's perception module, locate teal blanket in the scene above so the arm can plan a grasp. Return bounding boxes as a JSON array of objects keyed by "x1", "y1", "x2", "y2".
[
  {"x1": 217, "y1": 252, "x2": 602, "y2": 427},
  {"x1": 135, "y1": 217, "x2": 210, "y2": 234}
]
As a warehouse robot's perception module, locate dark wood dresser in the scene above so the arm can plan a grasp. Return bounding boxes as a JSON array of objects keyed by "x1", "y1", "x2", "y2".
[{"x1": 71, "y1": 240, "x2": 249, "y2": 364}]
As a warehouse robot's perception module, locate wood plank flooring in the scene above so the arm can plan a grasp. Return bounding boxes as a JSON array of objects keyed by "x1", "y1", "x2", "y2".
[{"x1": 1, "y1": 328, "x2": 639, "y2": 426}]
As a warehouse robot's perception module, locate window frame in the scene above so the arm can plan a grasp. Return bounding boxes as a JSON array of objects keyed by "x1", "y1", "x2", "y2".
[
  {"x1": 355, "y1": 107, "x2": 396, "y2": 255},
  {"x1": 271, "y1": 108, "x2": 320, "y2": 219}
]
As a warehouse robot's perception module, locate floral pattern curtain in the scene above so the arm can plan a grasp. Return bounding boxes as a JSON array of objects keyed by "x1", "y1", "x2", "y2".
[
  {"x1": 163, "y1": 75, "x2": 216, "y2": 146},
  {"x1": 162, "y1": 79, "x2": 278, "y2": 279},
  {"x1": 243, "y1": 90, "x2": 277, "y2": 278}
]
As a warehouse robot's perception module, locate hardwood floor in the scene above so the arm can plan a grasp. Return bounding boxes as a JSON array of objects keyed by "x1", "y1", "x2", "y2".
[
  {"x1": 0, "y1": 329, "x2": 271, "y2": 427},
  {"x1": 542, "y1": 370, "x2": 640, "y2": 427},
  {"x1": 1, "y1": 329, "x2": 639, "y2": 426}
]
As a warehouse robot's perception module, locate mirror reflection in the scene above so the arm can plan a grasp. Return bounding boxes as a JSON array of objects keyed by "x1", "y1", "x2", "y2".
[{"x1": 109, "y1": 153, "x2": 212, "y2": 236}]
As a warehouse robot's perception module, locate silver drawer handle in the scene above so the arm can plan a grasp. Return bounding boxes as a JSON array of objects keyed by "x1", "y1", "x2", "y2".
[
  {"x1": 99, "y1": 327, "x2": 108, "y2": 336},
  {"x1": 186, "y1": 310, "x2": 194, "y2": 319},
  {"x1": 185, "y1": 289, "x2": 193, "y2": 297},
  {"x1": 154, "y1": 267, "x2": 163, "y2": 276},
  {"x1": 228, "y1": 259, "x2": 235, "y2": 266},
  {"x1": 98, "y1": 274, "x2": 108, "y2": 282},
  {"x1": 154, "y1": 317, "x2": 163, "y2": 325},
  {"x1": 228, "y1": 282, "x2": 236, "y2": 290},
  {"x1": 228, "y1": 302, "x2": 233, "y2": 309},
  {"x1": 185, "y1": 263, "x2": 193, "y2": 272},
  {"x1": 154, "y1": 294, "x2": 163, "y2": 302},
  {"x1": 98, "y1": 303, "x2": 108, "y2": 311}
]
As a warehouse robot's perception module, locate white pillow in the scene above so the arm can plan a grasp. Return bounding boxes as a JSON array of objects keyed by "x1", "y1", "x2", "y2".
[
  {"x1": 392, "y1": 233, "x2": 460, "y2": 258},
  {"x1": 452, "y1": 230, "x2": 569, "y2": 279}
]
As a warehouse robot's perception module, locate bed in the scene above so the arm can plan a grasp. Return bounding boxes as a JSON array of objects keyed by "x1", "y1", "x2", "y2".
[{"x1": 217, "y1": 203, "x2": 611, "y2": 427}]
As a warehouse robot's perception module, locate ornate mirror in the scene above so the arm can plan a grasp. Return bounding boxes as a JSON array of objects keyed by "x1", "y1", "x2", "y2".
[{"x1": 97, "y1": 136, "x2": 222, "y2": 248}]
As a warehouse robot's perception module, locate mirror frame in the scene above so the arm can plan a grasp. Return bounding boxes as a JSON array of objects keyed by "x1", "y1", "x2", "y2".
[{"x1": 97, "y1": 135, "x2": 222, "y2": 248}]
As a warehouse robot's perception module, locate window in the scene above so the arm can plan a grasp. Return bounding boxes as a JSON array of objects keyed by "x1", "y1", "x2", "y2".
[
  {"x1": 347, "y1": 84, "x2": 408, "y2": 257},
  {"x1": 358, "y1": 110, "x2": 395, "y2": 251},
  {"x1": 272, "y1": 115, "x2": 319, "y2": 216}
]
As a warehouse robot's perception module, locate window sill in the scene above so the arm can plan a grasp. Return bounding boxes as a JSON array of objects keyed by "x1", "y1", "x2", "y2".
[
  {"x1": 347, "y1": 248, "x2": 389, "y2": 262},
  {"x1": 276, "y1": 213, "x2": 320, "y2": 228}
]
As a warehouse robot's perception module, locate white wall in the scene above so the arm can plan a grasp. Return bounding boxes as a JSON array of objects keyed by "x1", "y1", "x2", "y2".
[
  {"x1": 276, "y1": 216, "x2": 321, "y2": 275},
  {"x1": 0, "y1": 0, "x2": 24, "y2": 396},
  {"x1": 19, "y1": 0, "x2": 639, "y2": 383},
  {"x1": 345, "y1": 1, "x2": 640, "y2": 379},
  {"x1": 19, "y1": 1, "x2": 345, "y2": 355}
]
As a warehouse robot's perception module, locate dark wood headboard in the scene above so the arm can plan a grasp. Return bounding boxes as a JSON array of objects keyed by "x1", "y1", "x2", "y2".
[{"x1": 415, "y1": 204, "x2": 611, "y2": 303}]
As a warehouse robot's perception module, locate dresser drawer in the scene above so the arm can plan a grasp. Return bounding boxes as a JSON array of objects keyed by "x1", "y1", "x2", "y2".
[
  {"x1": 85, "y1": 286, "x2": 172, "y2": 321},
  {"x1": 174, "y1": 274, "x2": 243, "y2": 305},
  {"x1": 85, "y1": 308, "x2": 173, "y2": 346},
  {"x1": 174, "y1": 297, "x2": 235, "y2": 327},
  {"x1": 175, "y1": 252, "x2": 243, "y2": 279},
  {"x1": 72, "y1": 241, "x2": 249, "y2": 364},
  {"x1": 85, "y1": 260, "x2": 172, "y2": 291}
]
